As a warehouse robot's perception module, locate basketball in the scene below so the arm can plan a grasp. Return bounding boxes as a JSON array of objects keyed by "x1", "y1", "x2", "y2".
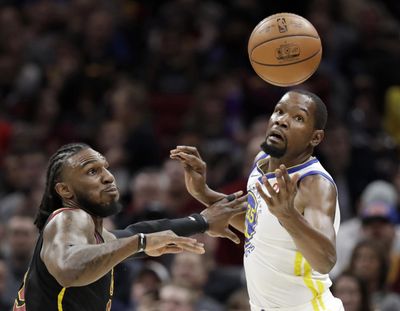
[{"x1": 248, "y1": 13, "x2": 322, "y2": 87}]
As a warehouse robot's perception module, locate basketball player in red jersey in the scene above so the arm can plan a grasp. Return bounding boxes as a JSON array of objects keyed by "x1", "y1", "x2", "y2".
[{"x1": 13, "y1": 143, "x2": 247, "y2": 311}]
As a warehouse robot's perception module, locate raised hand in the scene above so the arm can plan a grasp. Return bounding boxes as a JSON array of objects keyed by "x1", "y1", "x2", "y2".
[
  {"x1": 144, "y1": 230, "x2": 205, "y2": 257},
  {"x1": 170, "y1": 146, "x2": 207, "y2": 197},
  {"x1": 255, "y1": 164, "x2": 300, "y2": 220},
  {"x1": 201, "y1": 191, "x2": 248, "y2": 244}
]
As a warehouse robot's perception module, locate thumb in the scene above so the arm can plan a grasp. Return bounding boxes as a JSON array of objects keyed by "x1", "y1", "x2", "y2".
[{"x1": 224, "y1": 228, "x2": 241, "y2": 244}]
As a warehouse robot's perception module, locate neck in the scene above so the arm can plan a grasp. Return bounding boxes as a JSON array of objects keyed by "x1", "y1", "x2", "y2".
[
  {"x1": 266, "y1": 152, "x2": 313, "y2": 173},
  {"x1": 63, "y1": 199, "x2": 103, "y2": 232},
  {"x1": 92, "y1": 216, "x2": 103, "y2": 233},
  {"x1": 63, "y1": 199, "x2": 81, "y2": 209}
]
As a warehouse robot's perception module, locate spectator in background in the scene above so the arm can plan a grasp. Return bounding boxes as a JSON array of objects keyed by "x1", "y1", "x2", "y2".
[
  {"x1": 159, "y1": 282, "x2": 197, "y2": 311},
  {"x1": 171, "y1": 252, "x2": 224, "y2": 311},
  {"x1": 0, "y1": 255, "x2": 11, "y2": 310},
  {"x1": 332, "y1": 271, "x2": 372, "y2": 311},
  {"x1": 117, "y1": 168, "x2": 170, "y2": 229},
  {"x1": 0, "y1": 149, "x2": 46, "y2": 222},
  {"x1": 318, "y1": 124, "x2": 356, "y2": 221},
  {"x1": 2, "y1": 212, "x2": 37, "y2": 307},
  {"x1": 115, "y1": 261, "x2": 169, "y2": 311},
  {"x1": 95, "y1": 120, "x2": 130, "y2": 196},
  {"x1": 384, "y1": 86, "x2": 400, "y2": 146},
  {"x1": 108, "y1": 79, "x2": 161, "y2": 173},
  {"x1": 332, "y1": 180, "x2": 400, "y2": 278},
  {"x1": 162, "y1": 159, "x2": 204, "y2": 217},
  {"x1": 226, "y1": 287, "x2": 251, "y2": 311},
  {"x1": 349, "y1": 240, "x2": 400, "y2": 311}
]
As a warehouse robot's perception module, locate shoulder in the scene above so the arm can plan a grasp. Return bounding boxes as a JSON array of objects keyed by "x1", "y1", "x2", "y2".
[
  {"x1": 295, "y1": 174, "x2": 337, "y2": 216},
  {"x1": 43, "y1": 208, "x2": 94, "y2": 240},
  {"x1": 297, "y1": 174, "x2": 336, "y2": 197},
  {"x1": 102, "y1": 228, "x2": 117, "y2": 242}
]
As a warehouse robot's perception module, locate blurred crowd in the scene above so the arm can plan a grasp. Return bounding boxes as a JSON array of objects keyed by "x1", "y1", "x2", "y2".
[{"x1": 0, "y1": 0, "x2": 399, "y2": 310}]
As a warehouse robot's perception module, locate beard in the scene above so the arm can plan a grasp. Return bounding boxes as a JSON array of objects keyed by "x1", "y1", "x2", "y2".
[
  {"x1": 260, "y1": 139, "x2": 287, "y2": 158},
  {"x1": 75, "y1": 191, "x2": 122, "y2": 218}
]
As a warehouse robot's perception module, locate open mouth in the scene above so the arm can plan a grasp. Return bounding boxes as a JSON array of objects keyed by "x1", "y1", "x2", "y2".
[{"x1": 268, "y1": 130, "x2": 285, "y2": 142}]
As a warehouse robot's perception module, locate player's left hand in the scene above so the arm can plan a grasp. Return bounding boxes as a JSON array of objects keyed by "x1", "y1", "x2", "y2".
[
  {"x1": 255, "y1": 164, "x2": 300, "y2": 220},
  {"x1": 144, "y1": 230, "x2": 205, "y2": 257}
]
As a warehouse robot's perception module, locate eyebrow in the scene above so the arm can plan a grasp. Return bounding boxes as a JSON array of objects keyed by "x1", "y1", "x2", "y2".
[
  {"x1": 299, "y1": 107, "x2": 309, "y2": 115},
  {"x1": 79, "y1": 157, "x2": 106, "y2": 168}
]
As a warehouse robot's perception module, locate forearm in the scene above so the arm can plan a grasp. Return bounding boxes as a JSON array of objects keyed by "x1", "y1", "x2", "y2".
[
  {"x1": 280, "y1": 212, "x2": 336, "y2": 274},
  {"x1": 112, "y1": 214, "x2": 208, "y2": 238},
  {"x1": 190, "y1": 185, "x2": 225, "y2": 206},
  {"x1": 60, "y1": 236, "x2": 139, "y2": 287}
]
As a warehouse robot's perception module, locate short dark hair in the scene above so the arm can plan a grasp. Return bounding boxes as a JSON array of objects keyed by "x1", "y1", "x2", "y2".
[
  {"x1": 291, "y1": 89, "x2": 327, "y2": 130},
  {"x1": 34, "y1": 143, "x2": 90, "y2": 231},
  {"x1": 332, "y1": 270, "x2": 372, "y2": 311}
]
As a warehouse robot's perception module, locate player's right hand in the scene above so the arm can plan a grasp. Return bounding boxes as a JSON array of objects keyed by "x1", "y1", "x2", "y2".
[
  {"x1": 143, "y1": 230, "x2": 205, "y2": 257},
  {"x1": 170, "y1": 146, "x2": 207, "y2": 197}
]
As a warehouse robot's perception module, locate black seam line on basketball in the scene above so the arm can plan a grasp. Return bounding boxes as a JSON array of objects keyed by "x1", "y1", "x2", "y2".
[
  {"x1": 251, "y1": 34, "x2": 320, "y2": 51},
  {"x1": 258, "y1": 67, "x2": 318, "y2": 86},
  {"x1": 251, "y1": 50, "x2": 321, "y2": 67}
]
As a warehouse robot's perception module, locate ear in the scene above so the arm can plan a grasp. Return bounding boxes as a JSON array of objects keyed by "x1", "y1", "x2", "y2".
[
  {"x1": 54, "y1": 182, "x2": 74, "y2": 200},
  {"x1": 311, "y1": 129, "x2": 324, "y2": 147}
]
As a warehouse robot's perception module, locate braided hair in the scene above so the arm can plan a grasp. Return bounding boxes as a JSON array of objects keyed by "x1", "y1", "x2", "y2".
[{"x1": 34, "y1": 143, "x2": 90, "y2": 231}]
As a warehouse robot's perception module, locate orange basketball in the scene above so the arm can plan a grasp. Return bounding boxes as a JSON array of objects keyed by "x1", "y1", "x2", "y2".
[{"x1": 248, "y1": 13, "x2": 322, "y2": 87}]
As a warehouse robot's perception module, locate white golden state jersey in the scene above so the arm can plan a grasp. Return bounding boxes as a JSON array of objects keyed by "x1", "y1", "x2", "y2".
[{"x1": 244, "y1": 152, "x2": 342, "y2": 311}]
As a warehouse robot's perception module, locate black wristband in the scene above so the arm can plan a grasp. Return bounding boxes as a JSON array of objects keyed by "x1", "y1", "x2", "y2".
[
  {"x1": 137, "y1": 233, "x2": 146, "y2": 252},
  {"x1": 112, "y1": 215, "x2": 210, "y2": 239},
  {"x1": 188, "y1": 213, "x2": 209, "y2": 232}
]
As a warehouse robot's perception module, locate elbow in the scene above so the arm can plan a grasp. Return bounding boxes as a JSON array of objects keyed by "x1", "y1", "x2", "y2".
[
  {"x1": 56, "y1": 271, "x2": 81, "y2": 288},
  {"x1": 315, "y1": 252, "x2": 336, "y2": 275},
  {"x1": 50, "y1": 263, "x2": 82, "y2": 288}
]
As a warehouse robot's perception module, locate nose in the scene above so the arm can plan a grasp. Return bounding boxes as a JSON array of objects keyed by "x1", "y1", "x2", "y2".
[
  {"x1": 102, "y1": 168, "x2": 115, "y2": 184},
  {"x1": 274, "y1": 114, "x2": 289, "y2": 128}
]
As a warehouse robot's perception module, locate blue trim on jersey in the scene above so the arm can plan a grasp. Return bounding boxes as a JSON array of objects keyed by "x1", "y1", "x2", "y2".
[
  {"x1": 250, "y1": 152, "x2": 268, "y2": 172},
  {"x1": 297, "y1": 170, "x2": 335, "y2": 185},
  {"x1": 258, "y1": 158, "x2": 319, "y2": 181}
]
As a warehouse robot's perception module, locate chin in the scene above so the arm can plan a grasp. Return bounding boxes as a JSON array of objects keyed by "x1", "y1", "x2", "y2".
[{"x1": 260, "y1": 141, "x2": 286, "y2": 158}]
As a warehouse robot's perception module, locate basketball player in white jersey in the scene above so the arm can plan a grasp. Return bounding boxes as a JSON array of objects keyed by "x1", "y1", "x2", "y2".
[{"x1": 171, "y1": 90, "x2": 345, "y2": 311}]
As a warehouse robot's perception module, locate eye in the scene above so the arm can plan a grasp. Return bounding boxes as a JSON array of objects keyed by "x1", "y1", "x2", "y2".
[
  {"x1": 294, "y1": 115, "x2": 304, "y2": 122},
  {"x1": 275, "y1": 108, "x2": 283, "y2": 115},
  {"x1": 87, "y1": 168, "x2": 98, "y2": 175}
]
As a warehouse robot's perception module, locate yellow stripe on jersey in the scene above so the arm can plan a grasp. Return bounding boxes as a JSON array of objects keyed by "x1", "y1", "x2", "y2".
[
  {"x1": 316, "y1": 280, "x2": 326, "y2": 310},
  {"x1": 110, "y1": 268, "x2": 114, "y2": 296},
  {"x1": 294, "y1": 252, "x2": 303, "y2": 276},
  {"x1": 303, "y1": 261, "x2": 320, "y2": 311},
  {"x1": 294, "y1": 253, "x2": 328, "y2": 311},
  {"x1": 58, "y1": 288, "x2": 66, "y2": 311}
]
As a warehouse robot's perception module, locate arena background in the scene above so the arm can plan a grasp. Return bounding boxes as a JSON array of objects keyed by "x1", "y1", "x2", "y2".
[{"x1": 0, "y1": 0, "x2": 399, "y2": 310}]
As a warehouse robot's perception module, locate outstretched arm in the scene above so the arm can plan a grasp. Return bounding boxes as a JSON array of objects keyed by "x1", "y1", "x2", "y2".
[
  {"x1": 170, "y1": 145, "x2": 247, "y2": 232},
  {"x1": 170, "y1": 146, "x2": 226, "y2": 205},
  {"x1": 112, "y1": 193, "x2": 248, "y2": 244},
  {"x1": 41, "y1": 209, "x2": 204, "y2": 287},
  {"x1": 256, "y1": 165, "x2": 337, "y2": 274}
]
